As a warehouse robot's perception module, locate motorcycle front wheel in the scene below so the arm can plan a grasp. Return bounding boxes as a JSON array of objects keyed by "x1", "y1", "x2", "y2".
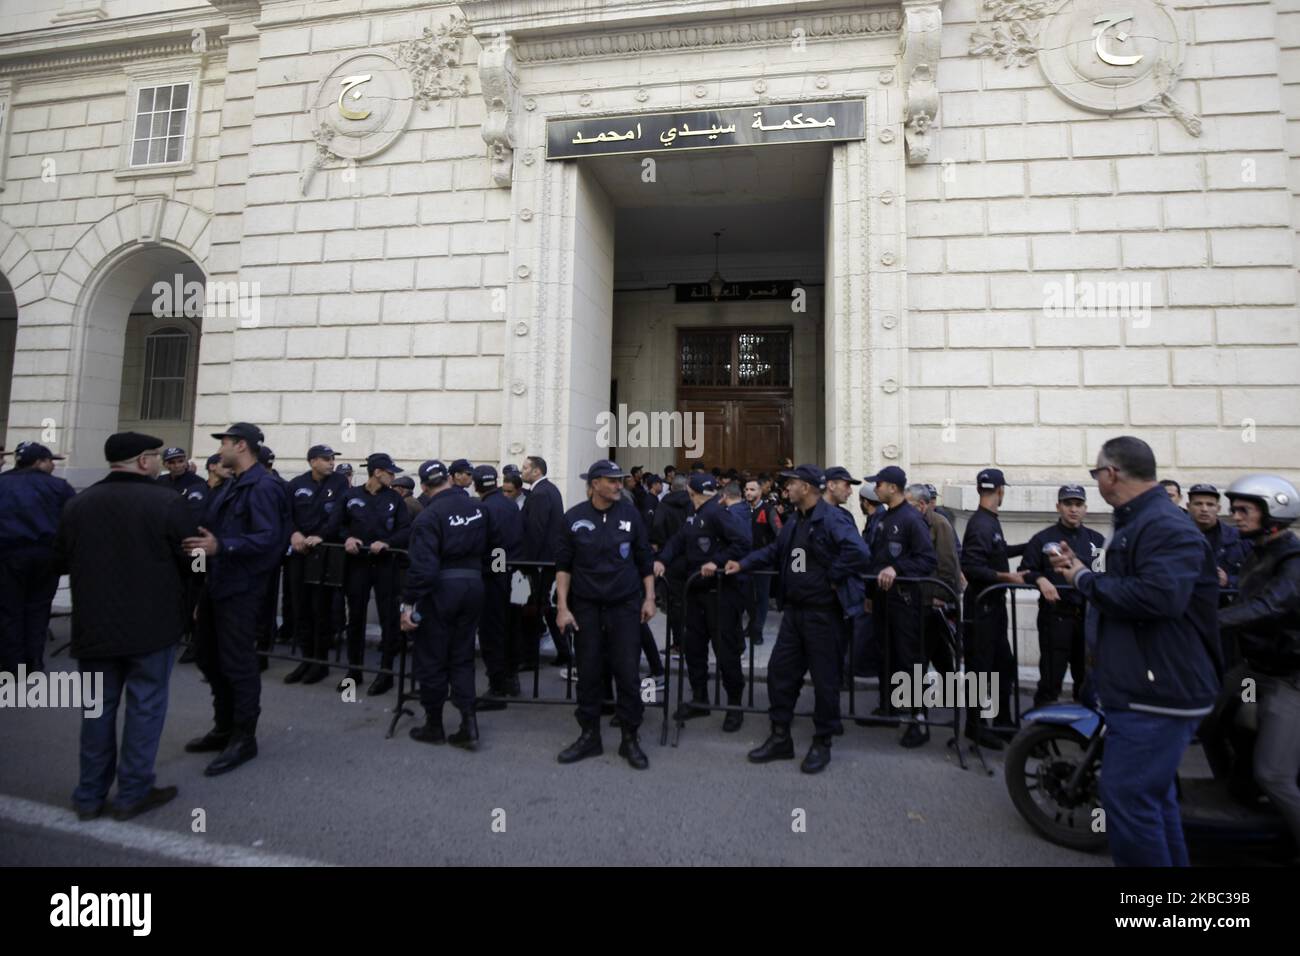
[{"x1": 1005, "y1": 722, "x2": 1108, "y2": 852}]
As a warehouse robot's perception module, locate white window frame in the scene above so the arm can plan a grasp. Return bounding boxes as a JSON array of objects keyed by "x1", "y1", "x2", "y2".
[
  {"x1": 135, "y1": 314, "x2": 198, "y2": 423},
  {"x1": 116, "y1": 61, "x2": 202, "y2": 179}
]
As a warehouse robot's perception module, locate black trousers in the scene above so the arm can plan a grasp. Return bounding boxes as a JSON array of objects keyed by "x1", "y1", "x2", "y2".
[
  {"x1": 414, "y1": 572, "x2": 484, "y2": 717},
  {"x1": 344, "y1": 553, "x2": 400, "y2": 668},
  {"x1": 0, "y1": 550, "x2": 58, "y2": 671},
  {"x1": 478, "y1": 570, "x2": 514, "y2": 688},
  {"x1": 195, "y1": 588, "x2": 262, "y2": 732},
  {"x1": 287, "y1": 552, "x2": 332, "y2": 661},
  {"x1": 875, "y1": 590, "x2": 926, "y2": 712},
  {"x1": 640, "y1": 623, "x2": 663, "y2": 676},
  {"x1": 966, "y1": 602, "x2": 1016, "y2": 726},
  {"x1": 571, "y1": 595, "x2": 643, "y2": 730},
  {"x1": 526, "y1": 569, "x2": 567, "y2": 663},
  {"x1": 254, "y1": 560, "x2": 282, "y2": 654},
  {"x1": 768, "y1": 603, "x2": 846, "y2": 739},
  {"x1": 684, "y1": 580, "x2": 744, "y2": 701},
  {"x1": 1034, "y1": 607, "x2": 1085, "y2": 706}
]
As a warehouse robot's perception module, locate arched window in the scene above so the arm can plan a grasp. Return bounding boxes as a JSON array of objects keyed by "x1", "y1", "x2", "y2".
[{"x1": 140, "y1": 326, "x2": 189, "y2": 420}]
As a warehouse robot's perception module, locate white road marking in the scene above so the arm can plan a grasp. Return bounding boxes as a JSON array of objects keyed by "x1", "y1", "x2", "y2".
[{"x1": 0, "y1": 793, "x2": 333, "y2": 867}]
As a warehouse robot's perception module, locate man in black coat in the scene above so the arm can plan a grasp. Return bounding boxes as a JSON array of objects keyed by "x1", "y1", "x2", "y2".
[
  {"x1": 652, "y1": 474, "x2": 692, "y2": 649},
  {"x1": 54, "y1": 432, "x2": 196, "y2": 821},
  {"x1": 520, "y1": 455, "x2": 566, "y2": 665}
]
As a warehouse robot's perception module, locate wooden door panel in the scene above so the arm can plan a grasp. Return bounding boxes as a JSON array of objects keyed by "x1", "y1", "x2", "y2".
[
  {"x1": 733, "y1": 402, "x2": 790, "y2": 475},
  {"x1": 677, "y1": 400, "x2": 730, "y2": 472}
]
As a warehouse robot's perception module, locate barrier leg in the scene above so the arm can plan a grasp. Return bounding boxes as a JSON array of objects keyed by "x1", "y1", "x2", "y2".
[{"x1": 386, "y1": 631, "x2": 415, "y2": 739}]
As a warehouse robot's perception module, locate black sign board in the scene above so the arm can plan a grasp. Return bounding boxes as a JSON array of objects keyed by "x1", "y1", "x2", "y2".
[
  {"x1": 546, "y1": 99, "x2": 865, "y2": 160},
  {"x1": 674, "y1": 280, "x2": 805, "y2": 303}
]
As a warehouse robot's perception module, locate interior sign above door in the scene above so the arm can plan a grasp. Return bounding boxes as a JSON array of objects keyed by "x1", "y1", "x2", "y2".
[{"x1": 546, "y1": 99, "x2": 865, "y2": 160}]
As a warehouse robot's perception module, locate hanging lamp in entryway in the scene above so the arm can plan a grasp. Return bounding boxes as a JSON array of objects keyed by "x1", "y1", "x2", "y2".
[{"x1": 708, "y1": 230, "x2": 725, "y2": 301}]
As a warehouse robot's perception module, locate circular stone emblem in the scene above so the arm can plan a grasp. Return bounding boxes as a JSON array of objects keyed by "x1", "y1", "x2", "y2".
[
  {"x1": 1038, "y1": 0, "x2": 1182, "y2": 113},
  {"x1": 310, "y1": 53, "x2": 414, "y2": 159}
]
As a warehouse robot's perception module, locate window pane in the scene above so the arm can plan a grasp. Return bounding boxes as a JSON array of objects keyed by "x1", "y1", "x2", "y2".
[
  {"x1": 168, "y1": 109, "x2": 185, "y2": 136},
  {"x1": 147, "y1": 138, "x2": 165, "y2": 164},
  {"x1": 134, "y1": 113, "x2": 151, "y2": 140},
  {"x1": 137, "y1": 87, "x2": 155, "y2": 113},
  {"x1": 170, "y1": 84, "x2": 188, "y2": 109},
  {"x1": 131, "y1": 140, "x2": 149, "y2": 166},
  {"x1": 679, "y1": 331, "x2": 732, "y2": 387},
  {"x1": 141, "y1": 331, "x2": 189, "y2": 420},
  {"x1": 165, "y1": 137, "x2": 182, "y2": 163},
  {"x1": 151, "y1": 112, "x2": 168, "y2": 138}
]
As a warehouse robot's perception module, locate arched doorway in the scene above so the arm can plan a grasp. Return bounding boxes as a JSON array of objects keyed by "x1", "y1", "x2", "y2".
[{"x1": 66, "y1": 245, "x2": 204, "y2": 479}]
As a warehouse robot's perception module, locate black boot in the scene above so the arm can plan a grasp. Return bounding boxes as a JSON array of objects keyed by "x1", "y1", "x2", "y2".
[
  {"x1": 506, "y1": 674, "x2": 522, "y2": 697},
  {"x1": 900, "y1": 718, "x2": 930, "y2": 749},
  {"x1": 184, "y1": 728, "x2": 231, "y2": 753},
  {"x1": 722, "y1": 694, "x2": 744, "y2": 733},
  {"x1": 367, "y1": 672, "x2": 394, "y2": 696},
  {"x1": 449, "y1": 712, "x2": 480, "y2": 751},
  {"x1": 618, "y1": 727, "x2": 649, "y2": 770},
  {"x1": 204, "y1": 726, "x2": 258, "y2": 776},
  {"x1": 284, "y1": 662, "x2": 311, "y2": 684},
  {"x1": 673, "y1": 694, "x2": 710, "y2": 721},
  {"x1": 801, "y1": 736, "x2": 832, "y2": 774},
  {"x1": 557, "y1": 726, "x2": 603, "y2": 764},
  {"x1": 477, "y1": 682, "x2": 507, "y2": 711},
  {"x1": 301, "y1": 663, "x2": 330, "y2": 685},
  {"x1": 409, "y1": 714, "x2": 446, "y2": 745},
  {"x1": 747, "y1": 722, "x2": 794, "y2": 763},
  {"x1": 337, "y1": 669, "x2": 362, "y2": 693}
]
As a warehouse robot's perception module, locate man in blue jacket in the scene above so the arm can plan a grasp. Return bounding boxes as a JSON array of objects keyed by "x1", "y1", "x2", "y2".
[
  {"x1": 182, "y1": 423, "x2": 291, "y2": 777},
  {"x1": 1051, "y1": 436, "x2": 1220, "y2": 867},
  {"x1": 726, "y1": 464, "x2": 872, "y2": 773},
  {"x1": 0, "y1": 441, "x2": 75, "y2": 673}
]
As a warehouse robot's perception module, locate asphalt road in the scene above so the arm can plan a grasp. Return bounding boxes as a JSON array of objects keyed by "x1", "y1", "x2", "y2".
[{"x1": 0, "y1": 619, "x2": 1108, "y2": 868}]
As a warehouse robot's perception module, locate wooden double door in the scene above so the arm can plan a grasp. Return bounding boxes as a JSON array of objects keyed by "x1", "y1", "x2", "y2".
[{"x1": 675, "y1": 397, "x2": 792, "y2": 475}]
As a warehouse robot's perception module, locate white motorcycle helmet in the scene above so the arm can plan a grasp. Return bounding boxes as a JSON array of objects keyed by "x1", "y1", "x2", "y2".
[{"x1": 1224, "y1": 474, "x2": 1300, "y2": 536}]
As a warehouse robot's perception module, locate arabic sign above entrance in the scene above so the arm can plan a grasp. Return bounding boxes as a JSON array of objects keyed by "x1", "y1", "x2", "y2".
[{"x1": 546, "y1": 99, "x2": 865, "y2": 160}]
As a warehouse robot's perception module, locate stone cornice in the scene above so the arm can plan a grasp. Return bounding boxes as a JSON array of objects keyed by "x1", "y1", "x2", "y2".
[
  {"x1": 510, "y1": 8, "x2": 904, "y2": 64},
  {"x1": 0, "y1": 9, "x2": 230, "y2": 78},
  {"x1": 0, "y1": 30, "x2": 229, "y2": 79}
]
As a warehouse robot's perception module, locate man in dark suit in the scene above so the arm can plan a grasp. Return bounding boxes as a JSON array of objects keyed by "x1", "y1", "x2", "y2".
[{"x1": 520, "y1": 455, "x2": 566, "y2": 666}]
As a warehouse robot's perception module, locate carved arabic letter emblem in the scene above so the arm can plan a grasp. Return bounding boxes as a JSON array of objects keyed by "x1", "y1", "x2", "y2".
[
  {"x1": 1092, "y1": 13, "x2": 1142, "y2": 67},
  {"x1": 337, "y1": 74, "x2": 373, "y2": 120}
]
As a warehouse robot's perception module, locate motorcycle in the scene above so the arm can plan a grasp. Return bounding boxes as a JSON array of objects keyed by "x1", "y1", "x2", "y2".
[{"x1": 1004, "y1": 699, "x2": 1296, "y2": 861}]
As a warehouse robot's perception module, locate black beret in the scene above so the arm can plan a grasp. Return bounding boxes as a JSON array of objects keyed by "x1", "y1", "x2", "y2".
[{"x1": 105, "y1": 431, "x2": 164, "y2": 463}]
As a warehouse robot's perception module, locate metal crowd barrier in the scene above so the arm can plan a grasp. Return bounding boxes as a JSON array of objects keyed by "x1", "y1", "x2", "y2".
[
  {"x1": 275, "y1": 544, "x2": 674, "y2": 742},
  {"x1": 671, "y1": 569, "x2": 970, "y2": 768},
  {"x1": 965, "y1": 581, "x2": 1240, "y2": 738}
]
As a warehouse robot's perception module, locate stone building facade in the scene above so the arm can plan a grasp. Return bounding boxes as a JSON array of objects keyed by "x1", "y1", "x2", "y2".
[{"x1": 0, "y1": 0, "x2": 1297, "y2": 528}]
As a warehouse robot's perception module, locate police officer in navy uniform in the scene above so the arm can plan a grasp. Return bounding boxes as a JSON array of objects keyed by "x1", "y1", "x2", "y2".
[
  {"x1": 554, "y1": 460, "x2": 657, "y2": 770},
  {"x1": 450, "y1": 459, "x2": 475, "y2": 493},
  {"x1": 157, "y1": 447, "x2": 205, "y2": 496},
  {"x1": 283, "y1": 444, "x2": 349, "y2": 685},
  {"x1": 472, "y1": 464, "x2": 525, "y2": 708},
  {"x1": 1018, "y1": 484, "x2": 1105, "y2": 708},
  {"x1": 182, "y1": 423, "x2": 290, "y2": 776},
  {"x1": 863, "y1": 466, "x2": 938, "y2": 747},
  {"x1": 655, "y1": 472, "x2": 751, "y2": 731},
  {"x1": 727, "y1": 464, "x2": 872, "y2": 773},
  {"x1": 1186, "y1": 482, "x2": 1250, "y2": 591},
  {"x1": 960, "y1": 467, "x2": 1023, "y2": 749},
  {"x1": 416, "y1": 460, "x2": 442, "y2": 509},
  {"x1": 401, "y1": 459, "x2": 496, "y2": 749},
  {"x1": 0, "y1": 442, "x2": 76, "y2": 672},
  {"x1": 325, "y1": 452, "x2": 412, "y2": 696}
]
